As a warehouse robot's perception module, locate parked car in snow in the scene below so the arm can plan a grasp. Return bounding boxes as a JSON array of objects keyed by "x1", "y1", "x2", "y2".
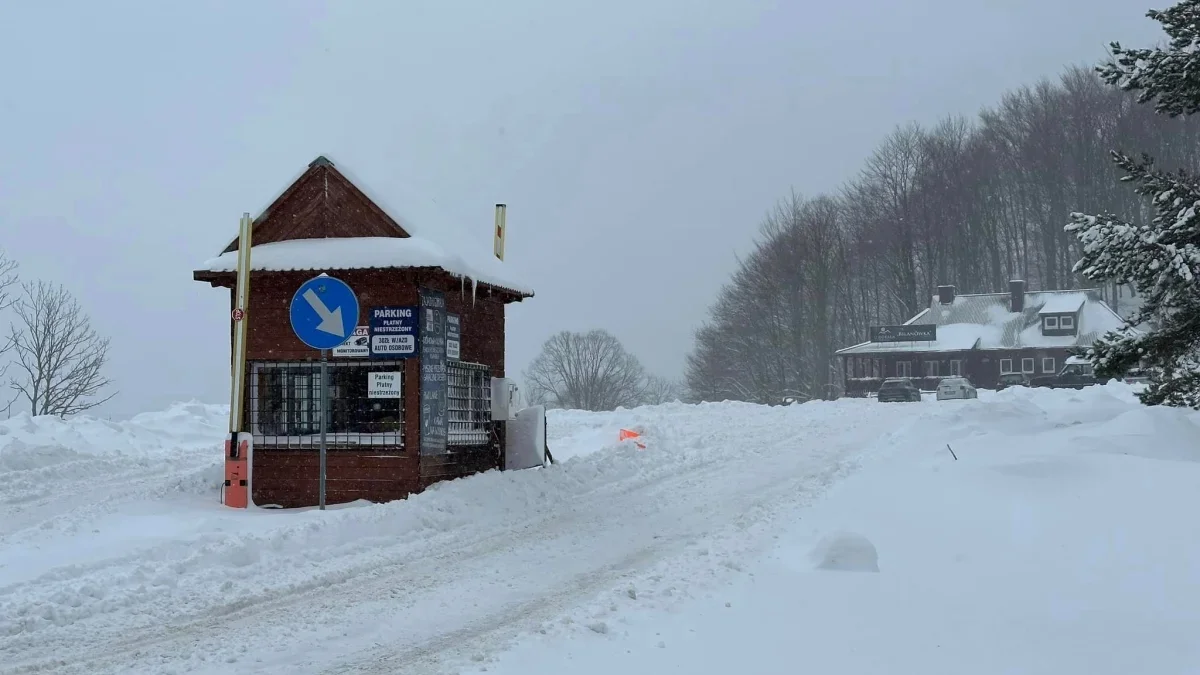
[
  {"x1": 877, "y1": 377, "x2": 922, "y2": 402},
  {"x1": 996, "y1": 373, "x2": 1029, "y2": 391},
  {"x1": 1029, "y1": 356, "x2": 1109, "y2": 390},
  {"x1": 936, "y1": 377, "x2": 978, "y2": 401}
]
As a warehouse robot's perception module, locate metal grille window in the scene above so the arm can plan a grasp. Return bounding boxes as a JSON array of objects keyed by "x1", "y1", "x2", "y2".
[
  {"x1": 447, "y1": 361, "x2": 491, "y2": 445},
  {"x1": 249, "y1": 361, "x2": 404, "y2": 449}
]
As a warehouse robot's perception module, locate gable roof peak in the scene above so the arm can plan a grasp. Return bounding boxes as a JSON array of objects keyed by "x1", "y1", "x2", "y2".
[{"x1": 308, "y1": 155, "x2": 335, "y2": 168}]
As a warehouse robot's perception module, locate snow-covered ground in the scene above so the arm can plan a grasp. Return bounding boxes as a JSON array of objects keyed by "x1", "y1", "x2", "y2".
[{"x1": 1, "y1": 386, "x2": 1197, "y2": 674}]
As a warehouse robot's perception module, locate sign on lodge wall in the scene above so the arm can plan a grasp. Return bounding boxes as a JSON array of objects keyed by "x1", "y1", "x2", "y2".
[{"x1": 869, "y1": 324, "x2": 937, "y2": 343}]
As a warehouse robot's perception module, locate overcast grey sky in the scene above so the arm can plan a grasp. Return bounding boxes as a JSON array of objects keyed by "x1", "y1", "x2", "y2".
[{"x1": 0, "y1": 0, "x2": 1162, "y2": 417}]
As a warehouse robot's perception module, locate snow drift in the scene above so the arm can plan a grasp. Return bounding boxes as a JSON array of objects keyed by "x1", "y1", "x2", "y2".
[{"x1": 1, "y1": 384, "x2": 1196, "y2": 675}]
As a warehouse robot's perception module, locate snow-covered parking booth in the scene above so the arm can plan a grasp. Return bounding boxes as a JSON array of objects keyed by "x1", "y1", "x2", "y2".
[{"x1": 193, "y1": 156, "x2": 533, "y2": 508}]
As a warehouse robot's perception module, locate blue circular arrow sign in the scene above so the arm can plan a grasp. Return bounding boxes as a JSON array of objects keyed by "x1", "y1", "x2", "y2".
[{"x1": 289, "y1": 275, "x2": 360, "y2": 351}]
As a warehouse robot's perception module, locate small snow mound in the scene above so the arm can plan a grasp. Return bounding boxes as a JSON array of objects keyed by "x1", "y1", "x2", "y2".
[
  {"x1": 809, "y1": 532, "x2": 879, "y2": 572},
  {"x1": 1085, "y1": 406, "x2": 1200, "y2": 463},
  {"x1": 993, "y1": 456, "x2": 1088, "y2": 480},
  {"x1": 0, "y1": 440, "x2": 83, "y2": 472}
]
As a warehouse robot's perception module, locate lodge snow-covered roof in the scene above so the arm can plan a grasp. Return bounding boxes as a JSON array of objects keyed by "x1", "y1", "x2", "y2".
[
  {"x1": 835, "y1": 288, "x2": 1132, "y2": 355},
  {"x1": 1037, "y1": 292, "x2": 1087, "y2": 315},
  {"x1": 198, "y1": 155, "x2": 533, "y2": 297}
]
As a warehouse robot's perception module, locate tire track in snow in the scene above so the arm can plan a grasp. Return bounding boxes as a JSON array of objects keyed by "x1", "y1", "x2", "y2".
[{"x1": 0, "y1": 400, "x2": 935, "y2": 675}]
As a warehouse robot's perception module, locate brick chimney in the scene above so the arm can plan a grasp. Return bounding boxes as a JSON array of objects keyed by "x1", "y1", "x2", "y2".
[
  {"x1": 937, "y1": 285, "x2": 956, "y2": 304},
  {"x1": 1009, "y1": 279, "x2": 1026, "y2": 313}
]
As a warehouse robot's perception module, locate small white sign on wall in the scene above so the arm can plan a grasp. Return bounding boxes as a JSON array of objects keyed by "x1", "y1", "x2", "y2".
[
  {"x1": 368, "y1": 372, "x2": 402, "y2": 399},
  {"x1": 333, "y1": 326, "x2": 370, "y2": 358}
]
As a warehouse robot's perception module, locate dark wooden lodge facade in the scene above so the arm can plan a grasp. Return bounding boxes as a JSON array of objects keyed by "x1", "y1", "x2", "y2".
[
  {"x1": 836, "y1": 281, "x2": 1127, "y2": 396},
  {"x1": 193, "y1": 156, "x2": 533, "y2": 508}
]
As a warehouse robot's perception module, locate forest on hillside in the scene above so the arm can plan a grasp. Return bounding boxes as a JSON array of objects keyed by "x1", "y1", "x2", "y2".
[{"x1": 686, "y1": 66, "x2": 1200, "y2": 404}]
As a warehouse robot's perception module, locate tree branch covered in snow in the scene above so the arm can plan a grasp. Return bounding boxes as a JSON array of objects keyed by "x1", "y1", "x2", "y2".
[
  {"x1": 1066, "y1": 0, "x2": 1200, "y2": 408},
  {"x1": 8, "y1": 281, "x2": 116, "y2": 417},
  {"x1": 1099, "y1": 0, "x2": 1200, "y2": 117},
  {"x1": 1067, "y1": 157, "x2": 1200, "y2": 405}
]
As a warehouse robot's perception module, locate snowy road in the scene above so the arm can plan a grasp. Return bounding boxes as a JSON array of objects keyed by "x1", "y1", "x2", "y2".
[
  {"x1": 0, "y1": 398, "x2": 922, "y2": 674},
  {"x1": 465, "y1": 383, "x2": 1200, "y2": 675}
]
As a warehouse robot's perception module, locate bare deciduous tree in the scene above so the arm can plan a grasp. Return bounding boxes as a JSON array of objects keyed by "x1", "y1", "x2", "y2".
[
  {"x1": 640, "y1": 374, "x2": 685, "y2": 405},
  {"x1": 524, "y1": 330, "x2": 648, "y2": 411},
  {"x1": 687, "y1": 64, "x2": 1200, "y2": 403},
  {"x1": 0, "y1": 248, "x2": 17, "y2": 311},
  {"x1": 9, "y1": 281, "x2": 115, "y2": 417},
  {"x1": 0, "y1": 249, "x2": 19, "y2": 417}
]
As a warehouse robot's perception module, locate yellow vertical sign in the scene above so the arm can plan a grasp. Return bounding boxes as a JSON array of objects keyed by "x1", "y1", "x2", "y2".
[
  {"x1": 494, "y1": 203, "x2": 506, "y2": 261},
  {"x1": 229, "y1": 213, "x2": 253, "y2": 433}
]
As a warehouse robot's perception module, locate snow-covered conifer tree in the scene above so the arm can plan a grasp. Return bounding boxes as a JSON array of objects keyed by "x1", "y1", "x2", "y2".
[{"x1": 1067, "y1": 0, "x2": 1200, "y2": 407}]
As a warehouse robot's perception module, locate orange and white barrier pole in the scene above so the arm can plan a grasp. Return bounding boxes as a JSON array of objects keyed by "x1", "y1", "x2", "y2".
[
  {"x1": 619, "y1": 428, "x2": 646, "y2": 450},
  {"x1": 225, "y1": 213, "x2": 254, "y2": 508}
]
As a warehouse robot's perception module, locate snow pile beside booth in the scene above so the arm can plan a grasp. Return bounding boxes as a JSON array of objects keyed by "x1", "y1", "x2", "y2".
[{"x1": 0, "y1": 401, "x2": 228, "y2": 523}]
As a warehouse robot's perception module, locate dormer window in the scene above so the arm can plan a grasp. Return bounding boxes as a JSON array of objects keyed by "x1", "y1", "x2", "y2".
[
  {"x1": 1061, "y1": 315, "x2": 1075, "y2": 330},
  {"x1": 1044, "y1": 316, "x2": 1059, "y2": 330}
]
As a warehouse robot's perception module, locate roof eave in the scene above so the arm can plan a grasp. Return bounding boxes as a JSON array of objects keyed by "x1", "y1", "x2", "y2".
[
  {"x1": 903, "y1": 308, "x2": 932, "y2": 325},
  {"x1": 191, "y1": 266, "x2": 532, "y2": 302},
  {"x1": 192, "y1": 269, "x2": 234, "y2": 287}
]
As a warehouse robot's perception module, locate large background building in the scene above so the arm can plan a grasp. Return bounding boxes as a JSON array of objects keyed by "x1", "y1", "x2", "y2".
[{"x1": 836, "y1": 281, "x2": 1128, "y2": 395}]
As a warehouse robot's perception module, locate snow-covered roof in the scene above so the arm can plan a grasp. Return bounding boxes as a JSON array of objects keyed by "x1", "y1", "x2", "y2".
[
  {"x1": 203, "y1": 155, "x2": 532, "y2": 297},
  {"x1": 1038, "y1": 292, "x2": 1086, "y2": 315},
  {"x1": 201, "y1": 237, "x2": 531, "y2": 295},
  {"x1": 836, "y1": 288, "x2": 1132, "y2": 356}
]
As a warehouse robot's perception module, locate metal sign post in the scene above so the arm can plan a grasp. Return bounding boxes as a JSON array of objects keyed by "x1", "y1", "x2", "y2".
[
  {"x1": 320, "y1": 348, "x2": 328, "y2": 510},
  {"x1": 288, "y1": 274, "x2": 359, "y2": 512}
]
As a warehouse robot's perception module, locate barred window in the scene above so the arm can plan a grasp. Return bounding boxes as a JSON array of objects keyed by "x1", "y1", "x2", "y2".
[
  {"x1": 447, "y1": 361, "x2": 491, "y2": 446},
  {"x1": 249, "y1": 361, "x2": 404, "y2": 449}
]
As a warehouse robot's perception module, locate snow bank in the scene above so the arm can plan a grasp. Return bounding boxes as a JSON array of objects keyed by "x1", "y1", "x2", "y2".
[
  {"x1": 468, "y1": 383, "x2": 1200, "y2": 675},
  {"x1": 4, "y1": 386, "x2": 1195, "y2": 674},
  {"x1": 0, "y1": 402, "x2": 228, "y2": 506},
  {"x1": 0, "y1": 395, "x2": 911, "y2": 673},
  {"x1": 0, "y1": 401, "x2": 227, "y2": 461},
  {"x1": 0, "y1": 402, "x2": 229, "y2": 574}
]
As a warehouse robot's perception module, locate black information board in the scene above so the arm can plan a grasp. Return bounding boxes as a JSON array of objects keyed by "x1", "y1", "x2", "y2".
[
  {"x1": 418, "y1": 288, "x2": 448, "y2": 455},
  {"x1": 446, "y1": 313, "x2": 461, "y2": 361}
]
